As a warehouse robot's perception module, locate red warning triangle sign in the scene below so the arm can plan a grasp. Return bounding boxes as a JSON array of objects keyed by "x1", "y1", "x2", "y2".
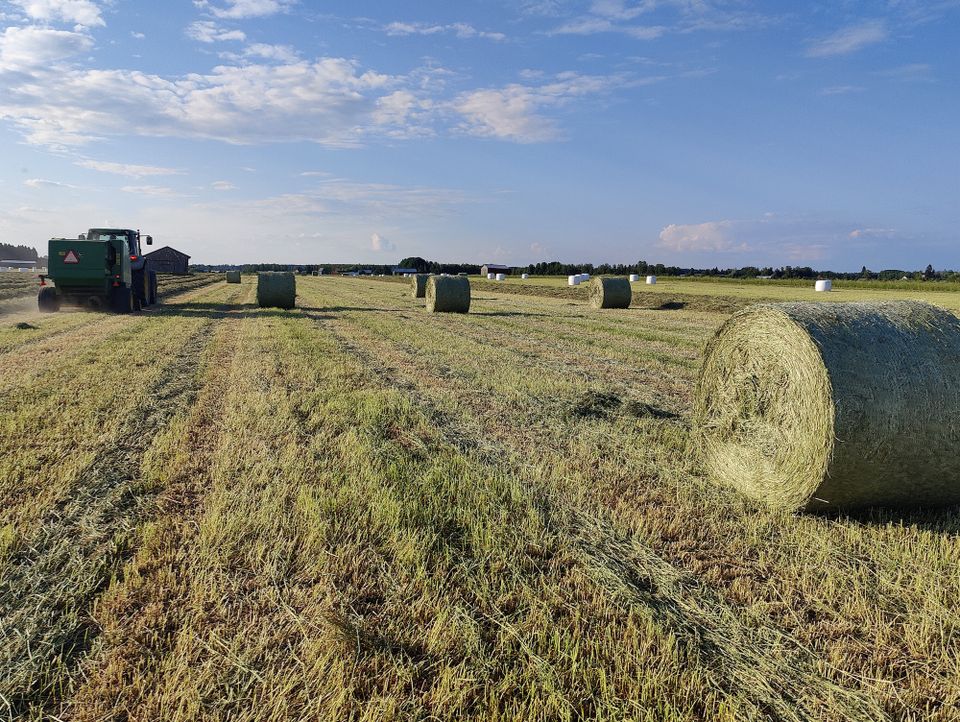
[{"x1": 63, "y1": 250, "x2": 80, "y2": 264}]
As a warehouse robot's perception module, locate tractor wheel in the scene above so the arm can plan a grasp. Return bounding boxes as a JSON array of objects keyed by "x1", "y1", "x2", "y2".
[
  {"x1": 111, "y1": 285, "x2": 134, "y2": 314},
  {"x1": 38, "y1": 286, "x2": 60, "y2": 313}
]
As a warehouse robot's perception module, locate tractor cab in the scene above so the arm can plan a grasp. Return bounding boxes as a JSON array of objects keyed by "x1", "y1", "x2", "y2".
[{"x1": 83, "y1": 228, "x2": 153, "y2": 266}]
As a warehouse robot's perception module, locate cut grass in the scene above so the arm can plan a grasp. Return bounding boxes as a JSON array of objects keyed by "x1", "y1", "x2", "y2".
[{"x1": 3, "y1": 274, "x2": 958, "y2": 721}]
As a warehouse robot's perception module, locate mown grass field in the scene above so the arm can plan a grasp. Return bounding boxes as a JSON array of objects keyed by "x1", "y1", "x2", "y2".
[{"x1": 1, "y1": 274, "x2": 958, "y2": 721}]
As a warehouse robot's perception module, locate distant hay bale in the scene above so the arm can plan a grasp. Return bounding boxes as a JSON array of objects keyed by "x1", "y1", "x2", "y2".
[
  {"x1": 521, "y1": 273, "x2": 529, "y2": 280},
  {"x1": 646, "y1": 275, "x2": 657, "y2": 284},
  {"x1": 225, "y1": 271, "x2": 241, "y2": 284},
  {"x1": 694, "y1": 301, "x2": 960, "y2": 512},
  {"x1": 568, "y1": 275, "x2": 580, "y2": 286},
  {"x1": 256, "y1": 271, "x2": 296, "y2": 309},
  {"x1": 495, "y1": 273, "x2": 506, "y2": 281},
  {"x1": 629, "y1": 274, "x2": 640, "y2": 282},
  {"x1": 426, "y1": 275, "x2": 470, "y2": 313},
  {"x1": 411, "y1": 273, "x2": 430, "y2": 298},
  {"x1": 487, "y1": 273, "x2": 495, "y2": 280},
  {"x1": 589, "y1": 277, "x2": 632, "y2": 309},
  {"x1": 815, "y1": 279, "x2": 832, "y2": 292}
]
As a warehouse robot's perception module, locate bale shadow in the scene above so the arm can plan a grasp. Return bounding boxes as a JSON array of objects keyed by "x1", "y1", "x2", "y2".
[
  {"x1": 302, "y1": 305, "x2": 408, "y2": 313},
  {"x1": 655, "y1": 301, "x2": 686, "y2": 311},
  {"x1": 156, "y1": 302, "x2": 318, "y2": 320},
  {"x1": 473, "y1": 311, "x2": 550, "y2": 318},
  {"x1": 825, "y1": 505, "x2": 960, "y2": 536}
]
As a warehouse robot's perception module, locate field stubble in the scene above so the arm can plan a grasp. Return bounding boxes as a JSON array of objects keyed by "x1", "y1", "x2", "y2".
[{"x1": 0, "y1": 275, "x2": 956, "y2": 721}]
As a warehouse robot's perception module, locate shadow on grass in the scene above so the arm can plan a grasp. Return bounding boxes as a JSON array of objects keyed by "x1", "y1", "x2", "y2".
[
  {"x1": 473, "y1": 311, "x2": 551, "y2": 318},
  {"x1": 825, "y1": 505, "x2": 960, "y2": 535},
  {"x1": 155, "y1": 301, "x2": 328, "y2": 320}
]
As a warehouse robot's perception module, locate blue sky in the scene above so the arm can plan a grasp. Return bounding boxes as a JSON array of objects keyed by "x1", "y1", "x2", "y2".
[{"x1": 0, "y1": 0, "x2": 956, "y2": 269}]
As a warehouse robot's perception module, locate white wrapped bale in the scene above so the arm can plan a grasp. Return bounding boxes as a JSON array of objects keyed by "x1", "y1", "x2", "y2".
[
  {"x1": 487, "y1": 273, "x2": 495, "y2": 280},
  {"x1": 521, "y1": 273, "x2": 529, "y2": 280},
  {"x1": 646, "y1": 275, "x2": 657, "y2": 285},
  {"x1": 495, "y1": 273, "x2": 506, "y2": 281},
  {"x1": 568, "y1": 275, "x2": 581, "y2": 286},
  {"x1": 629, "y1": 274, "x2": 640, "y2": 282},
  {"x1": 815, "y1": 279, "x2": 832, "y2": 292}
]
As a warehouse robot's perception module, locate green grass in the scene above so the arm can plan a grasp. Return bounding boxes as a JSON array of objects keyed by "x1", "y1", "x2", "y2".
[{"x1": 2, "y1": 275, "x2": 958, "y2": 721}]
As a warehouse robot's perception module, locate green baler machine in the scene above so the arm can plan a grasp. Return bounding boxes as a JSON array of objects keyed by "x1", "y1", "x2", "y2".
[{"x1": 39, "y1": 228, "x2": 156, "y2": 313}]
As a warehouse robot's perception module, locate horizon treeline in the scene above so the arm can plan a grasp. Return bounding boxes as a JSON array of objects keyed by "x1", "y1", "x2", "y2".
[{"x1": 191, "y1": 257, "x2": 956, "y2": 281}]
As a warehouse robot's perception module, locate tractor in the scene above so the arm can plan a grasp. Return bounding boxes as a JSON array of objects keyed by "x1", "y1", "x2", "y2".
[{"x1": 38, "y1": 228, "x2": 158, "y2": 313}]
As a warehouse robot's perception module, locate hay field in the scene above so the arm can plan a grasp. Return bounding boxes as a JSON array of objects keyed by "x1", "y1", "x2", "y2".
[{"x1": 1, "y1": 275, "x2": 958, "y2": 721}]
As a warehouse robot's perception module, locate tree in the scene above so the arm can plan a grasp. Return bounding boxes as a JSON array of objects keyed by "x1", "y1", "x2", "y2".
[
  {"x1": 397, "y1": 256, "x2": 429, "y2": 273},
  {"x1": 924, "y1": 264, "x2": 935, "y2": 279}
]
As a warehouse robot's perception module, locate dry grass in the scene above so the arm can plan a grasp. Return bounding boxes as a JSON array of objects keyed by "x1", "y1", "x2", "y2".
[{"x1": 1, "y1": 275, "x2": 958, "y2": 721}]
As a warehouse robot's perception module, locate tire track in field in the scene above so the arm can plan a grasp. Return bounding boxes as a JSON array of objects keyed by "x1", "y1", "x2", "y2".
[
  {"x1": 300, "y1": 306, "x2": 888, "y2": 722},
  {"x1": 0, "y1": 296, "x2": 231, "y2": 718}
]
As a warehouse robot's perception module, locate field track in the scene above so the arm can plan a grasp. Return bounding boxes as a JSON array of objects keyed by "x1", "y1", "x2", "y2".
[{"x1": 1, "y1": 275, "x2": 958, "y2": 721}]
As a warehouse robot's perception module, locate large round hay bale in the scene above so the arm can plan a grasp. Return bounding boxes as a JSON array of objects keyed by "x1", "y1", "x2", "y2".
[
  {"x1": 694, "y1": 301, "x2": 960, "y2": 512},
  {"x1": 646, "y1": 275, "x2": 657, "y2": 284},
  {"x1": 411, "y1": 273, "x2": 430, "y2": 298},
  {"x1": 568, "y1": 275, "x2": 580, "y2": 286},
  {"x1": 256, "y1": 271, "x2": 296, "y2": 309},
  {"x1": 589, "y1": 277, "x2": 632, "y2": 309},
  {"x1": 815, "y1": 279, "x2": 832, "y2": 292},
  {"x1": 225, "y1": 270, "x2": 241, "y2": 284},
  {"x1": 426, "y1": 275, "x2": 470, "y2": 313}
]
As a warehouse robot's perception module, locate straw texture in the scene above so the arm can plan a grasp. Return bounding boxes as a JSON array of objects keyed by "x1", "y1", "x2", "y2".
[
  {"x1": 256, "y1": 272, "x2": 296, "y2": 309},
  {"x1": 411, "y1": 274, "x2": 430, "y2": 298},
  {"x1": 225, "y1": 271, "x2": 241, "y2": 284},
  {"x1": 426, "y1": 275, "x2": 470, "y2": 313},
  {"x1": 589, "y1": 277, "x2": 632, "y2": 309},
  {"x1": 694, "y1": 301, "x2": 960, "y2": 512}
]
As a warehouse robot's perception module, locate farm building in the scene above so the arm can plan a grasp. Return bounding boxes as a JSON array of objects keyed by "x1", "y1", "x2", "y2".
[
  {"x1": 144, "y1": 246, "x2": 191, "y2": 274},
  {"x1": 392, "y1": 267, "x2": 419, "y2": 275},
  {"x1": 481, "y1": 263, "x2": 510, "y2": 276}
]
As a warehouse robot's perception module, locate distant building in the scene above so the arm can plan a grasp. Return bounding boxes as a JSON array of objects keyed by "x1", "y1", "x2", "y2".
[
  {"x1": 144, "y1": 246, "x2": 190, "y2": 274},
  {"x1": 481, "y1": 263, "x2": 510, "y2": 276},
  {"x1": 392, "y1": 267, "x2": 419, "y2": 275},
  {"x1": 0, "y1": 259, "x2": 36, "y2": 268}
]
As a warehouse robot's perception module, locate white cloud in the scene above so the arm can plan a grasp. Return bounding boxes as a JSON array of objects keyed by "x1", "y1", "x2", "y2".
[
  {"x1": 370, "y1": 232, "x2": 396, "y2": 252},
  {"x1": 453, "y1": 72, "x2": 620, "y2": 143},
  {"x1": 10, "y1": 0, "x2": 104, "y2": 27},
  {"x1": 185, "y1": 21, "x2": 246, "y2": 43},
  {"x1": 551, "y1": 17, "x2": 666, "y2": 39},
  {"x1": 530, "y1": 241, "x2": 548, "y2": 254},
  {"x1": 24, "y1": 178, "x2": 74, "y2": 188},
  {"x1": 240, "y1": 43, "x2": 299, "y2": 62},
  {"x1": 75, "y1": 159, "x2": 183, "y2": 177},
  {"x1": 299, "y1": 170, "x2": 331, "y2": 177},
  {"x1": 212, "y1": 180, "x2": 235, "y2": 190},
  {"x1": 806, "y1": 19, "x2": 888, "y2": 57},
  {"x1": 0, "y1": 58, "x2": 403, "y2": 148},
  {"x1": 0, "y1": 25, "x2": 92, "y2": 70},
  {"x1": 130, "y1": 31, "x2": 145, "y2": 39},
  {"x1": 120, "y1": 185, "x2": 180, "y2": 197},
  {"x1": 384, "y1": 21, "x2": 506, "y2": 41},
  {"x1": 198, "y1": 0, "x2": 294, "y2": 19},
  {"x1": 659, "y1": 220, "x2": 747, "y2": 253}
]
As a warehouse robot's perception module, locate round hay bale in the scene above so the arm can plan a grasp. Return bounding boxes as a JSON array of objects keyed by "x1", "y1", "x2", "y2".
[
  {"x1": 568, "y1": 275, "x2": 580, "y2": 286},
  {"x1": 629, "y1": 274, "x2": 640, "y2": 282},
  {"x1": 815, "y1": 279, "x2": 832, "y2": 292},
  {"x1": 646, "y1": 275, "x2": 657, "y2": 284},
  {"x1": 694, "y1": 301, "x2": 960, "y2": 512},
  {"x1": 495, "y1": 273, "x2": 506, "y2": 281},
  {"x1": 426, "y1": 275, "x2": 470, "y2": 313},
  {"x1": 257, "y1": 271, "x2": 296, "y2": 309},
  {"x1": 411, "y1": 273, "x2": 430, "y2": 298},
  {"x1": 486, "y1": 273, "x2": 495, "y2": 280},
  {"x1": 225, "y1": 270, "x2": 241, "y2": 283},
  {"x1": 521, "y1": 273, "x2": 529, "y2": 280},
  {"x1": 589, "y1": 277, "x2": 632, "y2": 309}
]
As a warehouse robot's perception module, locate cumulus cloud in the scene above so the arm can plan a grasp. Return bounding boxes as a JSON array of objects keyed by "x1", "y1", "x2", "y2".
[
  {"x1": 196, "y1": 0, "x2": 294, "y2": 19},
  {"x1": 0, "y1": 57, "x2": 403, "y2": 148},
  {"x1": 75, "y1": 159, "x2": 183, "y2": 177},
  {"x1": 384, "y1": 21, "x2": 506, "y2": 41},
  {"x1": 806, "y1": 19, "x2": 888, "y2": 57},
  {"x1": 370, "y1": 232, "x2": 396, "y2": 252},
  {"x1": 453, "y1": 71, "x2": 620, "y2": 142},
  {"x1": 0, "y1": 25, "x2": 93, "y2": 70},
  {"x1": 659, "y1": 220, "x2": 747, "y2": 253},
  {"x1": 10, "y1": 0, "x2": 104, "y2": 27},
  {"x1": 185, "y1": 21, "x2": 246, "y2": 43},
  {"x1": 240, "y1": 43, "x2": 299, "y2": 62}
]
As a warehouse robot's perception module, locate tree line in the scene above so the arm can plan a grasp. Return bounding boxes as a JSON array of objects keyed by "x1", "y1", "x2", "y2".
[{"x1": 190, "y1": 257, "x2": 957, "y2": 281}]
